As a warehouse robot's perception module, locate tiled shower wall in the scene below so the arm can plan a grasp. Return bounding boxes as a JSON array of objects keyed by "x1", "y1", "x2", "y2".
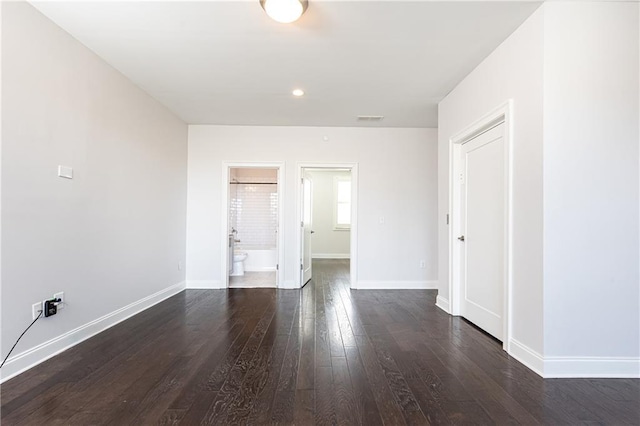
[{"x1": 229, "y1": 168, "x2": 278, "y2": 249}]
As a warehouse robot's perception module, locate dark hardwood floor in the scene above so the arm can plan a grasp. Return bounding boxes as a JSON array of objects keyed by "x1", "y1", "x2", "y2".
[{"x1": 2, "y1": 259, "x2": 639, "y2": 425}]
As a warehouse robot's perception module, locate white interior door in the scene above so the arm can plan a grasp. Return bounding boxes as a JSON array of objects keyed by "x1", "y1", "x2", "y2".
[
  {"x1": 301, "y1": 176, "x2": 313, "y2": 285},
  {"x1": 459, "y1": 123, "x2": 505, "y2": 340}
]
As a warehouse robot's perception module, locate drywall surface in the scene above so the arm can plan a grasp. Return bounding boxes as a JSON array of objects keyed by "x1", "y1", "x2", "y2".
[
  {"x1": 543, "y1": 1, "x2": 640, "y2": 360},
  {"x1": 187, "y1": 126, "x2": 438, "y2": 288},
  {"x1": 307, "y1": 170, "x2": 351, "y2": 258},
  {"x1": 1, "y1": 2, "x2": 187, "y2": 380},
  {"x1": 438, "y1": 7, "x2": 544, "y2": 355}
]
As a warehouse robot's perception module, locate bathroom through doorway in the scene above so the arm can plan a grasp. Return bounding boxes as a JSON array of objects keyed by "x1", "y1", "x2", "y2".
[{"x1": 223, "y1": 163, "x2": 284, "y2": 288}]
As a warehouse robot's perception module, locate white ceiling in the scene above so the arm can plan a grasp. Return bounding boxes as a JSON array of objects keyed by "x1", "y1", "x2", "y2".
[{"x1": 32, "y1": 1, "x2": 542, "y2": 128}]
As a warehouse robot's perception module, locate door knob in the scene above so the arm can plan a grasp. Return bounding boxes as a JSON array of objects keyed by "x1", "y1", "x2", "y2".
[{"x1": 458, "y1": 235, "x2": 465, "y2": 242}]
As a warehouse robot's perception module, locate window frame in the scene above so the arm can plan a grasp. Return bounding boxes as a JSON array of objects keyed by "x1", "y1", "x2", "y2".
[{"x1": 333, "y1": 175, "x2": 351, "y2": 231}]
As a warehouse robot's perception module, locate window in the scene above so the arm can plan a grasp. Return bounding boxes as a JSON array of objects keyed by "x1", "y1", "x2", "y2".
[{"x1": 334, "y1": 176, "x2": 351, "y2": 230}]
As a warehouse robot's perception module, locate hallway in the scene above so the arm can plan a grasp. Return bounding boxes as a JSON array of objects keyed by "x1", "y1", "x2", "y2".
[{"x1": 1, "y1": 260, "x2": 638, "y2": 424}]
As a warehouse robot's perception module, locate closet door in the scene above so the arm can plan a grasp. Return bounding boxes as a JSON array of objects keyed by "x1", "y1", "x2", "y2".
[{"x1": 459, "y1": 123, "x2": 505, "y2": 340}]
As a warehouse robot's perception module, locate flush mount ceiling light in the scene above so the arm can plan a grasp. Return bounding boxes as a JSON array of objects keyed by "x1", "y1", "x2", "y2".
[
  {"x1": 260, "y1": 0, "x2": 308, "y2": 24},
  {"x1": 292, "y1": 88, "x2": 305, "y2": 97}
]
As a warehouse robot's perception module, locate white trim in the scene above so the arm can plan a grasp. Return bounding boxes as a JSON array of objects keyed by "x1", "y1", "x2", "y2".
[
  {"x1": 221, "y1": 162, "x2": 285, "y2": 289},
  {"x1": 435, "y1": 295, "x2": 450, "y2": 313},
  {"x1": 279, "y1": 280, "x2": 299, "y2": 289},
  {"x1": 312, "y1": 253, "x2": 350, "y2": 259},
  {"x1": 356, "y1": 281, "x2": 437, "y2": 290},
  {"x1": 244, "y1": 266, "x2": 277, "y2": 272},
  {"x1": 228, "y1": 283, "x2": 276, "y2": 289},
  {"x1": 297, "y1": 163, "x2": 358, "y2": 289},
  {"x1": 186, "y1": 280, "x2": 223, "y2": 289},
  {"x1": 333, "y1": 175, "x2": 352, "y2": 230},
  {"x1": 544, "y1": 357, "x2": 640, "y2": 378},
  {"x1": 489, "y1": 338, "x2": 638, "y2": 379},
  {"x1": 448, "y1": 100, "x2": 514, "y2": 352},
  {"x1": 0, "y1": 0, "x2": 3, "y2": 385},
  {"x1": 0, "y1": 281, "x2": 186, "y2": 383},
  {"x1": 509, "y1": 338, "x2": 545, "y2": 377}
]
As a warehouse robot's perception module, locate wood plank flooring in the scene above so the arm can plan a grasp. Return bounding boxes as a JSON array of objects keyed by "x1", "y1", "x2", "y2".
[{"x1": 2, "y1": 259, "x2": 639, "y2": 425}]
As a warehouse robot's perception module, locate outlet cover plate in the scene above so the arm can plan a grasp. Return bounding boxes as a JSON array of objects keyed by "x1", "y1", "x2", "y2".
[
  {"x1": 57, "y1": 165, "x2": 73, "y2": 179},
  {"x1": 54, "y1": 292, "x2": 65, "y2": 310},
  {"x1": 32, "y1": 302, "x2": 43, "y2": 320}
]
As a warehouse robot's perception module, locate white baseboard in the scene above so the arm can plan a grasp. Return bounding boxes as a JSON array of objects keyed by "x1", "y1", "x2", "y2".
[
  {"x1": 186, "y1": 280, "x2": 223, "y2": 289},
  {"x1": 245, "y1": 267, "x2": 276, "y2": 272},
  {"x1": 543, "y1": 357, "x2": 640, "y2": 378},
  {"x1": 435, "y1": 295, "x2": 450, "y2": 313},
  {"x1": 312, "y1": 253, "x2": 350, "y2": 259},
  {"x1": 508, "y1": 338, "x2": 545, "y2": 377},
  {"x1": 229, "y1": 284, "x2": 276, "y2": 289},
  {"x1": 508, "y1": 338, "x2": 640, "y2": 378},
  {"x1": 0, "y1": 281, "x2": 186, "y2": 384},
  {"x1": 356, "y1": 280, "x2": 438, "y2": 290}
]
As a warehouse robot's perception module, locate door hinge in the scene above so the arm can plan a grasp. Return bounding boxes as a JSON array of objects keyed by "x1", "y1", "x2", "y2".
[
  {"x1": 301, "y1": 221, "x2": 304, "y2": 227},
  {"x1": 301, "y1": 178, "x2": 304, "y2": 184},
  {"x1": 300, "y1": 264, "x2": 303, "y2": 271},
  {"x1": 446, "y1": 214, "x2": 449, "y2": 225},
  {"x1": 276, "y1": 264, "x2": 279, "y2": 271}
]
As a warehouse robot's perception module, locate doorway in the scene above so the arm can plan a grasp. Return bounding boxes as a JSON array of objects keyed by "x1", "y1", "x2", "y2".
[
  {"x1": 222, "y1": 163, "x2": 285, "y2": 288},
  {"x1": 450, "y1": 102, "x2": 512, "y2": 349},
  {"x1": 298, "y1": 164, "x2": 358, "y2": 289}
]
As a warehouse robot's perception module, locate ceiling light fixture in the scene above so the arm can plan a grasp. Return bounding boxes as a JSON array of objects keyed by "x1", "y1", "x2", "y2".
[
  {"x1": 292, "y1": 88, "x2": 305, "y2": 97},
  {"x1": 260, "y1": 0, "x2": 308, "y2": 24}
]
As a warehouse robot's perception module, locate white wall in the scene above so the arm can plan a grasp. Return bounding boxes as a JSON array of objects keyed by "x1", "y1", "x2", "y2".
[
  {"x1": 543, "y1": 2, "x2": 640, "y2": 366},
  {"x1": 438, "y1": 7, "x2": 545, "y2": 357},
  {"x1": 307, "y1": 170, "x2": 351, "y2": 258},
  {"x1": 439, "y1": 2, "x2": 640, "y2": 377},
  {"x1": 187, "y1": 126, "x2": 438, "y2": 289},
  {"x1": 1, "y1": 2, "x2": 188, "y2": 381}
]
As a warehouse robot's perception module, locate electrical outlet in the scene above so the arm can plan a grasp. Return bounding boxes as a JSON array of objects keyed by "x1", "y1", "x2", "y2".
[
  {"x1": 54, "y1": 292, "x2": 65, "y2": 310},
  {"x1": 419, "y1": 260, "x2": 426, "y2": 269},
  {"x1": 44, "y1": 299, "x2": 58, "y2": 317},
  {"x1": 31, "y1": 293, "x2": 64, "y2": 320},
  {"x1": 32, "y1": 302, "x2": 43, "y2": 320}
]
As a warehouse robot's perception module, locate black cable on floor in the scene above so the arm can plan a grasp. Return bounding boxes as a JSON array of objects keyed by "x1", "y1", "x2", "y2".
[{"x1": 0, "y1": 310, "x2": 43, "y2": 369}]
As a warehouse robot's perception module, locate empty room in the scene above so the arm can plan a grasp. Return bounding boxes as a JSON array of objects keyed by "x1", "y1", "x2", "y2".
[{"x1": 1, "y1": 0, "x2": 639, "y2": 424}]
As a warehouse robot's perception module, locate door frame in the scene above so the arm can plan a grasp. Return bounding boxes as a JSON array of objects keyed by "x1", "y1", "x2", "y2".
[
  {"x1": 448, "y1": 100, "x2": 513, "y2": 351},
  {"x1": 221, "y1": 161, "x2": 285, "y2": 288},
  {"x1": 301, "y1": 175, "x2": 313, "y2": 285},
  {"x1": 296, "y1": 162, "x2": 359, "y2": 289}
]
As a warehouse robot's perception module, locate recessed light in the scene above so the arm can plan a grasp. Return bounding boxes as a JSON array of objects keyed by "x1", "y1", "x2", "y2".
[{"x1": 292, "y1": 89, "x2": 305, "y2": 97}]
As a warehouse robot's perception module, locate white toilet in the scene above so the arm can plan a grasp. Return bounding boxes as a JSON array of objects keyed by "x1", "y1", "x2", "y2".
[{"x1": 231, "y1": 251, "x2": 248, "y2": 276}]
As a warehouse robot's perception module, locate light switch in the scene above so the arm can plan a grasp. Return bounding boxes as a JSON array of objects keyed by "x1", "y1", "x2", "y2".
[{"x1": 58, "y1": 165, "x2": 73, "y2": 179}]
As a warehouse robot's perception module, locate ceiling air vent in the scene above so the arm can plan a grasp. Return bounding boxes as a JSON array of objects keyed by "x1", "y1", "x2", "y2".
[{"x1": 357, "y1": 115, "x2": 384, "y2": 122}]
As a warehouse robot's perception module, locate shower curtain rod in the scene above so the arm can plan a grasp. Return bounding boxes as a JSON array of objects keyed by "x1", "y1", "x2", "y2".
[{"x1": 230, "y1": 181, "x2": 277, "y2": 185}]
